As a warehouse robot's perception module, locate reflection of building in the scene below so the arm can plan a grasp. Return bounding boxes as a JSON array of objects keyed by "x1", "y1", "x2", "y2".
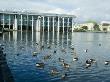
[
  {"x1": 73, "y1": 23, "x2": 95, "y2": 31},
  {"x1": 0, "y1": 10, "x2": 76, "y2": 32},
  {"x1": 100, "y1": 21, "x2": 110, "y2": 31}
]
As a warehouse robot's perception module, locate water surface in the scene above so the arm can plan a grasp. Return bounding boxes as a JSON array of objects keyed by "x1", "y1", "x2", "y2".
[{"x1": 0, "y1": 32, "x2": 110, "y2": 82}]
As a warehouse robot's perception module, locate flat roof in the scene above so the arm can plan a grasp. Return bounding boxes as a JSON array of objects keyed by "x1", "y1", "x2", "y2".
[{"x1": 0, "y1": 10, "x2": 76, "y2": 18}]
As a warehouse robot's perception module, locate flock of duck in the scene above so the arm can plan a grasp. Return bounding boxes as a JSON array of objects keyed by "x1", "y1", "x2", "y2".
[{"x1": 31, "y1": 42, "x2": 110, "y2": 80}]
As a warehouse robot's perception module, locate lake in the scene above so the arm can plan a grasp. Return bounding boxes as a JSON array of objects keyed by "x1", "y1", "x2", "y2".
[{"x1": 0, "y1": 31, "x2": 110, "y2": 82}]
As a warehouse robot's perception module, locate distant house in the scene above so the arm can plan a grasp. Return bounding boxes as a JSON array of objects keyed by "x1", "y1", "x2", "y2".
[
  {"x1": 73, "y1": 23, "x2": 95, "y2": 31},
  {"x1": 100, "y1": 21, "x2": 110, "y2": 31}
]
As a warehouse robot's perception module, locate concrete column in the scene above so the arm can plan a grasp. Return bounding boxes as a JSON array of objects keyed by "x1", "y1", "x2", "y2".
[
  {"x1": 21, "y1": 15, "x2": 23, "y2": 31},
  {"x1": 63, "y1": 17, "x2": 64, "y2": 33},
  {"x1": 13, "y1": 15, "x2": 17, "y2": 30},
  {"x1": 9, "y1": 32, "x2": 11, "y2": 41},
  {"x1": 67, "y1": 18, "x2": 69, "y2": 32},
  {"x1": 53, "y1": 17, "x2": 55, "y2": 33},
  {"x1": 38, "y1": 18, "x2": 41, "y2": 31},
  {"x1": 67, "y1": 18, "x2": 69, "y2": 28},
  {"x1": 9, "y1": 15, "x2": 11, "y2": 29},
  {"x1": 48, "y1": 17, "x2": 49, "y2": 32},
  {"x1": 36, "y1": 19, "x2": 40, "y2": 32},
  {"x1": 36, "y1": 19, "x2": 38, "y2": 31},
  {"x1": 26, "y1": 15, "x2": 28, "y2": 31},
  {"x1": 3, "y1": 14, "x2": 4, "y2": 28},
  {"x1": 57, "y1": 17, "x2": 60, "y2": 33},
  {"x1": 42, "y1": 16, "x2": 45, "y2": 32},
  {"x1": 32, "y1": 16, "x2": 34, "y2": 32},
  {"x1": 36, "y1": 17, "x2": 41, "y2": 32},
  {"x1": 72, "y1": 17, "x2": 74, "y2": 32}
]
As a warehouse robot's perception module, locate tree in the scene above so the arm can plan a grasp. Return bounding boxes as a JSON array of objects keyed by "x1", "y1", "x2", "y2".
[{"x1": 81, "y1": 26, "x2": 88, "y2": 30}]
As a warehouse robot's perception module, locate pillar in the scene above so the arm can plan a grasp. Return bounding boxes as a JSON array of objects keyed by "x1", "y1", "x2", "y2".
[
  {"x1": 36, "y1": 19, "x2": 38, "y2": 31},
  {"x1": 72, "y1": 17, "x2": 74, "y2": 32},
  {"x1": 26, "y1": 15, "x2": 28, "y2": 31},
  {"x1": 20, "y1": 15, "x2": 23, "y2": 31},
  {"x1": 67, "y1": 18, "x2": 69, "y2": 32},
  {"x1": 42, "y1": 16, "x2": 45, "y2": 32},
  {"x1": 32, "y1": 16, "x2": 34, "y2": 32},
  {"x1": 3, "y1": 13, "x2": 4, "y2": 28},
  {"x1": 9, "y1": 15, "x2": 11, "y2": 29},
  {"x1": 36, "y1": 16, "x2": 41, "y2": 32},
  {"x1": 48, "y1": 17, "x2": 49, "y2": 32},
  {"x1": 13, "y1": 15, "x2": 17, "y2": 30},
  {"x1": 67, "y1": 18, "x2": 69, "y2": 27},
  {"x1": 53, "y1": 17, "x2": 55, "y2": 33},
  {"x1": 57, "y1": 17, "x2": 60, "y2": 33},
  {"x1": 38, "y1": 18, "x2": 41, "y2": 31},
  {"x1": 63, "y1": 17, "x2": 64, "y2": 33}
]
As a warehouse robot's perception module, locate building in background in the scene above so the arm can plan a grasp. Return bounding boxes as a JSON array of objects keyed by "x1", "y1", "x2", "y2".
[{"x1": 0, "y1": 10, "x2": 76, "y2": 32}]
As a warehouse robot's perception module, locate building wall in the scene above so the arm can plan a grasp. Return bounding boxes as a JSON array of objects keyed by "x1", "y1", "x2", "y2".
[{"x1": 0, "y1": 12, "x2": 76, "y2": 32}]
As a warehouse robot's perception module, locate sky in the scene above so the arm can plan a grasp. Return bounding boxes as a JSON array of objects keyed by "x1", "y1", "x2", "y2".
[{"x1": 0, "y1": 0, "x2": 110, "y2": 23}]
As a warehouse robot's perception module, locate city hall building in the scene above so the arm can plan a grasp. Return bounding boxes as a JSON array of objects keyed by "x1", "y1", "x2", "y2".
[{"x1": 0, "y1": 10, "x2": 76, "y2": 32}]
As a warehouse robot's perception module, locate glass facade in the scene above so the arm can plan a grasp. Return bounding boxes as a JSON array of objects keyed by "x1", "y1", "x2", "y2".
[{"x1": 0, "y1": 12, "x2": 75, "y2": 32}]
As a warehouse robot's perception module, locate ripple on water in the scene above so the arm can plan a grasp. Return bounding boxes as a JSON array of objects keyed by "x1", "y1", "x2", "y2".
[{"x1": 1, "y1": 32, "x2": 110, "y2": 82}]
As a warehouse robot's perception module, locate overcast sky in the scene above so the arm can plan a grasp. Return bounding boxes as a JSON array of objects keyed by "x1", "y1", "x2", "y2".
[{"x1": 0, "y1": 0, "x2": 110, "y2": 22}]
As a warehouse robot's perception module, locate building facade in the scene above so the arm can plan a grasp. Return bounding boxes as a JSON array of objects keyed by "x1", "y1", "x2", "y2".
[{"x1": 0, "y1": 10, "x2": 76, "y2": 32}]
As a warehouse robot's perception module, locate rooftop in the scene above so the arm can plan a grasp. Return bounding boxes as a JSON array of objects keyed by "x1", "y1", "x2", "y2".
[{"x1": 0, "y1": 10, "x2": 76, "y2": 18}]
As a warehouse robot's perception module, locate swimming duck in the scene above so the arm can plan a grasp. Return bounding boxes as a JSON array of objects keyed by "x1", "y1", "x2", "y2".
[
  {"x1": 89, "y1": 59, "x2": 96, "y2": 63},
  {"x1": 70, "y1": 47, "x2": 74, "y2": 50},
  {"x1": 36, "y1": 63, "x2": 45, "y2": 68},
  {"x1": 61, "y1": 73, "x2": 67, "y2": 80},
  {"x1": 98, "y1": 43, "x2": 101, "y2": 46},
  {"x1": 53, "y1": 50, "x2": 56, "y2": 53},
  {"x1": 105, "y1": 61, "x2": 110, "y2": 65},
  {"x1": 43, "y1": 55, "x2": 51, "y2": 60},
  {"x1": 47, "y1": 45, "x2": 51, "y2": 49},
  {"x1": 51, "y1": 68, "x2": 59, "y2": 75},
  {"x1": 85, "y1": 60, "x2": 92, "y2": 68},
  {"x1": 40, "y1": 45, "x2": 44, "y2": 50},
  {"x1": 84, "y1": 49, "x2": 88, "y2": 53},
  {"x1": 58, "y1": 58, "x2": 64, "y2": 62},
  {"x1": 32, "y1": 52, "x2": 39, "y2": 56},
  {"x1": 36, "y1": 43, "x2": 39, "y2": 45},
  {"x1": 73, "y1": 57, "x2": 78, "y2": 61},
  {"x1": 62, "y1": 62, "x2": 70, "y2": 68},
  {"x1": 61, "y1": 48, "x2": 66, "y2": 53}
]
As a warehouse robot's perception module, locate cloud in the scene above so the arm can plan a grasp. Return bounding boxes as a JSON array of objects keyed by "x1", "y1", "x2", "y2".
[{"x1": 0, "y1": 0, "x2": 110, "y2": 22}]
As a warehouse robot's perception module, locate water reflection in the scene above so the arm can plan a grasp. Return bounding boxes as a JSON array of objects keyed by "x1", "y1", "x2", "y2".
[{"x1": 1, "y1": 32, "x2": 110, "y2": 82}]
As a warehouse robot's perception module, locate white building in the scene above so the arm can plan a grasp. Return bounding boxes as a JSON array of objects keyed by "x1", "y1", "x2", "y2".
[
  {"x1": 100, "y1": 21, "x2": 110, "y2": 31},
  {"x1": 73, "y1": 23, "x2": 95, "y2": 31}
]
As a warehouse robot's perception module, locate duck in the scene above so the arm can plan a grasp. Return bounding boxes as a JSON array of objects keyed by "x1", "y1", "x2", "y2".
[
  {"x1": 16, "y1": 53, "x2": 20, "y2": 56},
  {"x1": 40, "y1": 45, "x2": 44, "y2": 50},
  {"x1": 43, "y1": 55, "x2": 51, "y2": 60},
  {"x1": 36, "y1": 43, "x2": 39, "y2": 45},
  {"x1": 70, "y1": 47, "x2": 74, "y2": 50},
  {"x1": 47, "y1": 45, "x2": 51, "y2": 49},
  {"x1": 105, "y1": 61, "x2": 110, "y2": 65},
  {"x1": 85, "y1": 60, "x2": 92, "y2": 68},
  {"x1": 50, "y1": 68, "x2": 59, "y2": 75},
  {"x1": 89, "y1": 59, "x2": 96, "y2": 63},
  {"x1": 58, "y1": 58, "x2": 64, "y2": 62},
  {"x1": 73, "y1": 57, "x2": 78, "y2": 61},
  {"x1": 36, "y1": 63, "x2": 45, "y2": 68},
  {"x1": 32, "y1": 51, "x2": 39, "y2": 56},
  {"x1": 98, "y1": 43, "x2": 101, "y2": 46},
  {"x1": 53, "y1": 50, "x2": 56, "y2": 53},
  {"x1": 61, "y1": 73, "x2": 67, "y2": 80},
  {"x1": 62, "y1": 62, "x2": 70, "y2": 68},
  {"x1": 61, "y1": 48, "x2": 66, "y2": 53},
  {"x1": 84, "y1": 49, "x2": 88, "y2": 53}
]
